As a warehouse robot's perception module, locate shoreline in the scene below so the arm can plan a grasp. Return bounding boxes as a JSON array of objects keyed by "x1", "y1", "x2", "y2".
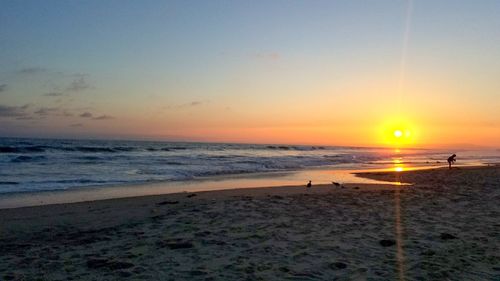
[
  {"x1": 1, "y1": 164, "x2": 498, "y2": 280},
  {"x1": 0, "y1": 163, "x2": 482, "y2": 210},
  {"x1": 1, "y1": 164, "x2": 494, "y2": 213}
]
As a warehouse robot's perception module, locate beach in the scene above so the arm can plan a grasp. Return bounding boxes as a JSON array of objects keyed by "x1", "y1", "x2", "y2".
[
  {"x1": 1, "y1": 165, "x2": 499, "y2": 280},
  {"x1": 3, "y1": 1, "x2": 500, "y2": 280}
]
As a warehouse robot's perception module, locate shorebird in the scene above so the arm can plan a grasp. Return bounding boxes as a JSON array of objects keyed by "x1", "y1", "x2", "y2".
[
  {"x1": 332, "y1": 181, "x2": 344, "y2": 188},
  {"x1": 306, "y1": 180, "x2": 312, "y2": 188}
]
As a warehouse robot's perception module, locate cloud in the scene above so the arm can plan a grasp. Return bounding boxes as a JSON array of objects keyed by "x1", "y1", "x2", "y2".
[
  {"x1": 66, "y1": 75, "x2": 91, "y2": 92},
  {"x1": 161, "y1": 100, "x2": 207, "y2": 110},
  {"x1": 34, "y1": 107, "x2": 59, "y2": 116},
  {"x1": 0, "y1": 104, "x2": 30, "y2": 118},
  {"x1": 189, "y1": 101, "x2": 203, "y2": 106},
  {"x1": 80, "y1": 112, "x2": 93, "y2": 118},
  {"x1": 0, "y1": 84, "x2": 7, "y2": 92},
  {"x1": 93, "y1": 115, "x2": 114, "y2": 120},
  {"x1": 79, "y1": 111, "x2": 114, "y2": 120},
  {"x1": 62, "y1": 111, "x2": 74, "y2": 117},
  {"x1": 18, "y1": 67, "x2": 47, "y2": 75},
  {"x1": 69, "y1": 123, "x2": 83, "y2": 127},
  {"x1": 1, "y1": 104, "x2": 77, "y2": 120},
  {"x1": 172, "y1": 100, "x2": 209, "y2": 109},
  {"x1": 15, "y1": 116, "x2": 36, "y2": 120},
  {"x1": 43, "y1": 92, "x2": 64, "y2": 97}
]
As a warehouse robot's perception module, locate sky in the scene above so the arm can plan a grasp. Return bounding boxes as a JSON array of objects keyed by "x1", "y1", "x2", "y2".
[{"x1": 1, "y1": 0, "x2": 499, "y2": 147}]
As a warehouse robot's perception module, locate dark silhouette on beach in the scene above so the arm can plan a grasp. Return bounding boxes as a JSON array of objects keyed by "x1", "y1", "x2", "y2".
[
  {"x1": 306, "y1": 180, "x2": 312, "y2": 188},
  {"x1": 447, "y1": 154, "x2": 456, "y2": 169}
]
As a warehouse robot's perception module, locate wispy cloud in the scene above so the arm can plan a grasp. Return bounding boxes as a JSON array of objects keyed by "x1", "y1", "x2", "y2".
[
  {"x1": 93, "y1": 114, "x2": 114, "y2": 120},
  {"x1": 15, "y1": 115, "x2": 36, "y2": 120},
  {"x1": 62, "y1": 111, "x2": 74, "y2": 117},
  {"x1": 0, "y1": 84, "x2": 7, "y2": 92},
  {"x1": 80, "y1": 112, "x2": 93, "y2": 118},
  {"x1": 79, "y1": 111, "x2": 114, "y2": 120},
  {"x1": 0, "y1": 104, "x2": 30, "y2": 118},
  {"x1": 43, "y1": 92, "x2": 64, "y2": 97},
  {"x1": 18, "y1": 67, "x2": 47, "y2": 75},
  {"x1": 188, "y1": 101, "x2": 203, "y2": 106},
  {"x1": 34, "y1": 107, "x2": 59, "y2": 116},
  {"x1": 161, "y1": 100, "x2": 206, "y2": 111},
  {"x1": 177, "y1": 100, "x2": 210, "y2": 108},
  {"x1": 66, "y1": 75, "x2": 91, "y2": 92}
]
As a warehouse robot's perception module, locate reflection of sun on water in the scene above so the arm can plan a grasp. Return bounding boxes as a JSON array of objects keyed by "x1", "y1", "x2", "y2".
[{"x1": 393, "y1": 157, "x2": 405, "y2": 172}]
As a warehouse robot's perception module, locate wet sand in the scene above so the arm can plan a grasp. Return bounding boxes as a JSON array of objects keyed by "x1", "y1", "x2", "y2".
[{"x1": 0, "y1": 165, "x2": 499, "y2": 280}]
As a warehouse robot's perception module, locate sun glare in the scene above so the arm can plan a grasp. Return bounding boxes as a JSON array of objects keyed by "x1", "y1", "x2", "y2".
[
  {"x1": 392, "y1": 128, "x2": 412, "y2": 146},
  {"x1": 378, "y1": 118, "x2": 418, "y2": 147}
]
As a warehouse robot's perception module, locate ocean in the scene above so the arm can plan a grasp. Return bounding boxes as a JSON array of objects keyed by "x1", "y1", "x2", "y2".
[{"x1": 1, "y1": 137, "x2": 498, "y2": 194}]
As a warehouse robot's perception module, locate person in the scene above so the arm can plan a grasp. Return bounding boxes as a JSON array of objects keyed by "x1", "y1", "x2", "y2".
[
  {"x1": 306, "y1": 180, "x2": 312, "y2": 188},
  {"x1": 447, "y1": 154, "x2": 456, "y2": 169}
]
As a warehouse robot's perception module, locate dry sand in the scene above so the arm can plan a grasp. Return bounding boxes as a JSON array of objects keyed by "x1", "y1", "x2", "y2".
[{"x1": 0, "y1": 165, "x2": 499, "y2": 280}]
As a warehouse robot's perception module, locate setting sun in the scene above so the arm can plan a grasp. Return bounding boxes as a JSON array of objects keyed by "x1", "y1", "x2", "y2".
[
  {"x1": 377, "y1": 117, "x2": 418, "y2": 148},
  {"x1": 394, "y1": 130, "x2": 403, "y2": 138}
]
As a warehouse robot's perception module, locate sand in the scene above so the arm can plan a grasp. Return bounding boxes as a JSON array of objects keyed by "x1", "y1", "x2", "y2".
[{"x1": 0, "y1": 165, "x2": 499, "y2": 280}]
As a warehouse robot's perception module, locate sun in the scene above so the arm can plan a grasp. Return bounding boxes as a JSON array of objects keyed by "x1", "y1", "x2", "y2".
[
  {"x1": 391, "y1": 128, "x2": 412, "y2": 146},
  {"x1": 377, "y1": 118, "x2": 418, "y2": 147},
  {"x1": 394, "y1": 130, "x2": 403, "y2": 138}
]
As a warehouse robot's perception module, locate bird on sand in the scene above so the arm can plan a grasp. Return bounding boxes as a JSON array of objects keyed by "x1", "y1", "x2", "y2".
[
  {"x1": 307, "y1": 180, "x2": 312, "y2": 188},
  {"x1": 332, "y1": 181, "x2": 344, "y2": 188}
]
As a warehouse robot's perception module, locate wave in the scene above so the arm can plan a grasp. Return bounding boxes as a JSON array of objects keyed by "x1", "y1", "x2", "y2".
[
  {"x1": 146, "y1": 147, "x2": 172, "y2": 151},
  {"x1": 10, "y1": 155, "x2": 47, "y2": 163},
  {"x1": 50, "y1": 179, "x2": 109, "y2": 184},
  {"x1": 1, "y1": 145, "x2": 136, "y2": 153},
  {"x1": 0, "y1": 146, "x2": 47, "y2": 153},
  {"x1": 112, "y1": 147, "x2": 136, "y2": 152},
  {"x1": 0, "y1": 143, "x2": 335, "y2": 154},
  {"x1": 265, "y1": 145, "x2": 326, "y2": 150},
  {"x1": 0, "y1": 181, "x2": 19, "y2": 185},
  {"x1": 72, "y1": 146, "x2": 117, "y2": 153},
  {"x1": 76, "y1": 156, "x2": 103, "y2": 161},
  {"x1": 3, "y1": 137, "x2": 497, "y2": 195}
]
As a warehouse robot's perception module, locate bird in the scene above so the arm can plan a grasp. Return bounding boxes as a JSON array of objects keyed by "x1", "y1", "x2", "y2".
[
  {"x1": 332, "y1": 181, "x2": 341, "y2": 187},
  {"x1": 306, "y1": 180, "x2": 312, "y2": 188}
]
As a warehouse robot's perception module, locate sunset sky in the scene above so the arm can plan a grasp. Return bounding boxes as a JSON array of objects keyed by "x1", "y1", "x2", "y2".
[{"x1": 1, "y1": 0, "x2": 499, "y2": 147}]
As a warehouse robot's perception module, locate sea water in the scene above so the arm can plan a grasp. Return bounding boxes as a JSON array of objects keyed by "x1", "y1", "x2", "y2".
[{"x1": 1, "y1": 137, "x2": 498, "y2": 194}]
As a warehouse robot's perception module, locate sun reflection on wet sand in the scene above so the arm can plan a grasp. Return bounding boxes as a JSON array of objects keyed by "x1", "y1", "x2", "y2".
[
  {"x1": 394, "y1": 164, "x2": 406, "y2": 280},
  {"x1": 393, "y1": 157, "x2": 405, "y2": 173}
]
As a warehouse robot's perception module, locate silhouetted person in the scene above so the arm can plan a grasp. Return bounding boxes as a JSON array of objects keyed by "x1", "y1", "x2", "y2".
[
  {"x1": 306, "y1": 180, "x2": 312, "y2": 188},
  {"x1": 447, "y1": 154, "x2": 456, "y2": 169}
]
